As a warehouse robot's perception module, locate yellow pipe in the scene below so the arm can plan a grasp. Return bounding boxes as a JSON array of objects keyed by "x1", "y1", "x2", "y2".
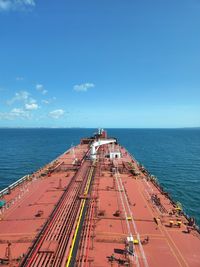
[{"x1": 66, "y1": 165, "x2": 94, "y2": 267}]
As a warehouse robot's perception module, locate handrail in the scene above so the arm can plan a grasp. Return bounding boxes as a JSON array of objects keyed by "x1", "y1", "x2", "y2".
[{"x1": 0, "y1": 175, "x2": 29, "y2": 199}]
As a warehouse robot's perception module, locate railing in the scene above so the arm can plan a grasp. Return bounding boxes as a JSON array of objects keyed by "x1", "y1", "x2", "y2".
[
  {"x1": 0, "y1": 174, "x2": 30, "y2": 199},
  {"x1": 0, "y1": 148, "x2": 71, "y2": 200}
]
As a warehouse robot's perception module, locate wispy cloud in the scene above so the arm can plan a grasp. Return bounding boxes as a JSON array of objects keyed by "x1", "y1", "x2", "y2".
[
  {"x1": 42, "y1": 99, "x2": 50, "y2": 104},
  {"x1": 16, "y1": 76, "x2": 24, "y2": 81},
  {"x1": 49, "y1": 109, "x2": 65, "y2": 119},
  {"x1": 29, "y1": 97, "x2": 37, "y2": 104},
  {"x1": 0, "y1": 108, "x2": 30, "y2": 120},
  {"x1": 36, "y1": 84, "x2": 48, "y2": 95},
  {"x1": 25, "y1": 103, "x2": 38, "y2": 110},
  {"x1": 0, "y1": 0, "x2": 11, "y2": 11},
  {"x1": 41, "y1": 97, "x2": 56, "y2": 105},
  {"x1": 7, "y1": 91, "x2": 30, "y2": 105},
  {"x1": 73, "y1": 83, "x2": 95, "y2": 92},
  {"x1": 7, "y1": 90, "x2": 39, "y2": 111},
  {"x1": 11, "y1": 108, "x2": 30, "y2": 117},
  {"x1": 0, "y1": 0, "x2": 35, "y2": 11}
]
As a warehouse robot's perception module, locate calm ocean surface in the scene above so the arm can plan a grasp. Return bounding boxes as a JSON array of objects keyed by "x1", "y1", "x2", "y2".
[{"x1": 0, "y1": 128, "x2": 199, "y2": 225}]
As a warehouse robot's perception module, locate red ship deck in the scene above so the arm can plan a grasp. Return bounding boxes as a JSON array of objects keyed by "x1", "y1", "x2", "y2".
[{"x1": 0, "y1": 133, "x2": 200, "y2": 267}]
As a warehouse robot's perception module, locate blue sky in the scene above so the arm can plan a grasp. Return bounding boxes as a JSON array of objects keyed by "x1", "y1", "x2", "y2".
[{"x1": 0, "y1": 0, "x2": 200, "y2": 128}]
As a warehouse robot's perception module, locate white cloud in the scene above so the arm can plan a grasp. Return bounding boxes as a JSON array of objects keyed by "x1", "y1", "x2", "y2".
[
  {"x1": 36, "y1": 84, "x2": 42, "y2": 90},
  {"x1": 7, "y1": 91, "x2": 30, "y2": 105},
  {"x1": 42, "y1": 100, "x2": 50, "y2": 104},
  {"x1": 43, "y1": 90, "x2": 48, "y2": 94},
  {"x1": 0, "y1": 0, "x2": 11, "y2": 11},
  {"x1": 29, "y1": 97, "x2": 36, "y2": 104},
  {"x1": 16, "y1": 76, "x2": 24, "y2": 81},
  {"x1": 23, "y1": 0, "x2": 35, "y2": 5},
  {"x1": 0, "y1": 0, "x2": 35, "y2": 11},
  {"x1": 0, "y1": 108, "x2": 30, "y2": 120},
  {"x1": 25, "y1": 103, "x2": 38, "y2": 110},
  {"x1": 49, "y1": 109, "x2": 65, "y2": 119},
  {"x1": 73, "y1": 83, "x2": 95, "y2": 92},
  {"x1": 11, "y1": 108, "x2": 29, "y2": 116},
  {"x1": 7, "y1": 90, "x2": 39, "y2": 112},
  {"x1": 41, "y1": 97, "x2": 56, "y2": 105},
  {"x1": 7, "y1": 91, "x2": 38, "y2": 107},
  {"x1": 36, "y1": 84, "x2": 48, "y2": 95}
]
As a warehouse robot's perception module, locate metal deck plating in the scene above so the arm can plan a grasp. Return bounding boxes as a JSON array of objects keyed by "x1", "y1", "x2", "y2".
[{"x1": 0, "y1": 130, "x2": 200, "y2": 267}]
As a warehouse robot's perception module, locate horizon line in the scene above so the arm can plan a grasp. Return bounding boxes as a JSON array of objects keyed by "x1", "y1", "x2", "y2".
[{"x1": 0, "y1": 126, "x2": 199, "y2": 129}]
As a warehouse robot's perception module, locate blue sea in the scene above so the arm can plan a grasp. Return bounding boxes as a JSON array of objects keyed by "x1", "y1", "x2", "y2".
[{"x1": 0, "y1": 128, "x2": 199, "y2": 226}]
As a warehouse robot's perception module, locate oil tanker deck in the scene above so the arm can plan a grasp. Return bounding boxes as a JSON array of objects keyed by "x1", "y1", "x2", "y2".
[{"x1": 0, "y1": 130, "x2": 200, "y2": 267}]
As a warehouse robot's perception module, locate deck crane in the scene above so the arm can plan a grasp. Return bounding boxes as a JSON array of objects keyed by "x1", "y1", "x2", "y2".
[{"x1": 90, "y1": 138, "x2": 116, "y2": 160}]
